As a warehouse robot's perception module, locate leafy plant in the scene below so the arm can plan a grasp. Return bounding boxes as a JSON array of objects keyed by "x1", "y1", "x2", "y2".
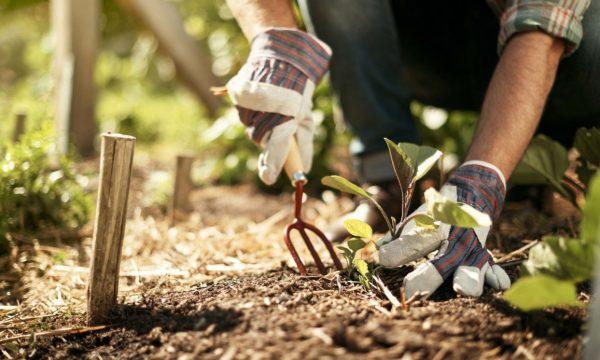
[
  {"x1": 505, "y1": 172, "x2": 600, "y2": 310},
  {"x1": 0, "y1": 125, "x2": 92, "y2": 255},
  {"x1": 575, "y1": 127, "x2": 600, "y2": 189},
  {"x1": 511, "y1": 128, "x2": 600, "y2": 209},
  {"x1": 322, "y1": 139, "x2": 491, "y2": 241},
  {"x1": 324, "y1": 139, "x2": 495, "y2": 282}
]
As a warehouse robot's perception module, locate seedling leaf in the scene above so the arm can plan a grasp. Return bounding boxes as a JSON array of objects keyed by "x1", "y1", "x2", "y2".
[
  {"x1": 352, "y1": 258, "x2": 371, "y2": 290},
  {"x1": 336, "y1": 246, "x2": 352, "y2": 258},
  {"x1": 348, "y1": 238, "x2": 367, "y2": 252},
  {"x1": 575, "y1": 127, "x2": 600, "y2": 167},
  {"x1": 581, "y1": 174, "x2": 600, "y2": 246},
  {"x1": 504, "y1": 275, "x2": 579, "y2": 311},
  {"x1": 353, "y1": 258, "x2": 369, "y2": 275},
  {"x1": 523, "y1": 236, "x2": 595, "y2": 282},
  {"x1": 512, "y1": 135, "x2": 571, "y2": 199},
  {"x1": 321, "y1": 175, "x2": 372, "y2": 199},
  {"x1": 413, "y1": 214, "x2": 436, "y2": 229},
  {"x1": 344, "y1": 219, "x2": 373, "y2": 239},
  {"x1": 384, "y1": 139, "x2": 414, "y2": 201},
  {"x1": 396, "y1": 142, "x2": 443, "y2": 181},
  {"x1": 424, "y1": 188, "x2": 492, "y2": 228}
]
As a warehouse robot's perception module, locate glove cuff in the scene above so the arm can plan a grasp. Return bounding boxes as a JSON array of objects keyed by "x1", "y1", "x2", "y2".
[
  {"x1": 249, "y1": 28, "x2": 331, "y2": 83},
  {"x1": 447, "y1": 161, "x2": 506, "y2": 220},
  {"x1": 462, "y1": 160, "x2": 506, "y2": 190}
]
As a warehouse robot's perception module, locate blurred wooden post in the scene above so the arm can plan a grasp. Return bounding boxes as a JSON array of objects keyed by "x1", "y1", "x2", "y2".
[
  {"x1": 115, "y1": 0, "x2": 223, "y2": 115},
  {"x1": 87, "y1": 133, "x2": 135, "y2": 325},
  {"x1": 170, "y1": 154, "x2": 194, "y2": 224},
  {"x1": 12, "y1": 112, "x2": 26, "y2": 143},
  {"x1": 51, "y1": 0, "x2": 98, "y2": 157}
]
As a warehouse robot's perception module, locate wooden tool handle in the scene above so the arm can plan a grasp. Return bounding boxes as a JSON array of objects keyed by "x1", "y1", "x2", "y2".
[{"x1": 284, "y1": 137, "x2": 304, "y2": 181}]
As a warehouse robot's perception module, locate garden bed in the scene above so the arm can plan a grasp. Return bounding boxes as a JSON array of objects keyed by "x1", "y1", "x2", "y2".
[{"x1": 0, "y1": 161, "x2": 587, "y2": 359}]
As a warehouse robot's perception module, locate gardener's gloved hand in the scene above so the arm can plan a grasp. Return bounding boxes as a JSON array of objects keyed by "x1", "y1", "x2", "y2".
[
  {"x1": 226, "y1": 28, "x2": 331, "y2": 185},
  {"x1": 377, "y1": 161, "x2": 511, "y2": 298}
]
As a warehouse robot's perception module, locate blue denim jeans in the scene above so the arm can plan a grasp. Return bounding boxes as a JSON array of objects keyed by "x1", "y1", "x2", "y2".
[{"x1": 299, "y1": 0, "x2": 600, "y2": 183}]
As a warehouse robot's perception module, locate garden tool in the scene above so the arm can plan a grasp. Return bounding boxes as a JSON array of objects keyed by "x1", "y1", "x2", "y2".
[
  {"x1": 210, "y1": 86, "x2": 342, "y2": 275},
  {"x1": 282, "y1": 138, "x2": 343, "y2": 276}
]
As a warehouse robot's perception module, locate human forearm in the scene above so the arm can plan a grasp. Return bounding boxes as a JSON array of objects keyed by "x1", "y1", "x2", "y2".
[
  {"x1": 226, "y1": 0, "x2": 297, "y2": 40},
  {"x1": 466, "y1": 32, "x2": 565, "y2": 178}
]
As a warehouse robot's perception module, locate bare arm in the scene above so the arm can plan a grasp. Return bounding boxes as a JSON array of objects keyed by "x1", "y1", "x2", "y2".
[
  {"x1": 226, "y1": 0, "x2": 297, "y2": 40},
  {"x1": 466, "y1": 31, "x2": 565, "y2": 178}
]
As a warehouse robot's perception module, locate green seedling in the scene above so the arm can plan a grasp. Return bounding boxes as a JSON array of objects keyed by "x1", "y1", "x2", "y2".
[
  {"x1": 336, "y1": 219, "x2": 373, "y2": 289},
  {"x1": 505, "y1": 172, "x2": 600, "y2": 311},
  {"x1": 323, "y1": 139, "x2": 492, "y2": 241},
  {"x1": 324, "y1": 139, "x2": 494, "y2": 280}
]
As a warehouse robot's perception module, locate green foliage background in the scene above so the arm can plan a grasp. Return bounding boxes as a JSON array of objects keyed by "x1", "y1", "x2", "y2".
[
  {"x1": 0, "y1": 125, "x2": 92, "y2": 253},
  {"x1": 0, "y1": 0, "x2": 475, "y2": 185}
]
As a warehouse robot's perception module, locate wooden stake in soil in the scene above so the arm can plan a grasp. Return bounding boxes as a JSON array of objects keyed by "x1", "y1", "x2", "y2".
[
  {"x1": 169, "y1": 154, "x2": 194, "y2": 225},
  {"x1": 87, "y1": 133, "x2": 135, "y2": 325},
  {"x1": 12, "y1": 112, "x2": 26, "y2": 143}
]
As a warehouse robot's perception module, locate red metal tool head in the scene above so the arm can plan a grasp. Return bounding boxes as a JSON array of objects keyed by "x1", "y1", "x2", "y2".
[{"x1": 283, "y1": 179, "x2": 343, "y2": 276}]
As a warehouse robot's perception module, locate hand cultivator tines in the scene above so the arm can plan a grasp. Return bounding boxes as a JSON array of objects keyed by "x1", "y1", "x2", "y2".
[{"x1": 283, "y1": 141, "x2": 343, "y2": 276}]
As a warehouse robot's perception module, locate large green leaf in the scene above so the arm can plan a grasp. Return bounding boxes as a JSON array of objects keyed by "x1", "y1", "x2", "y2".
[
  {"x1": 522, "y1": 240, "x2": 563, "y2": 278},
  {"x1": 512, "y1": 135, "x2": 570, "y2": 199},
  {"x1": 344, "y1": 219, "x2": 373, "y2": 239},
  {"x1": 582, "y1": 174, "x2": 600, "y2": 246},
  {"x1": 575, "y1": 127, "x2": 600, "y2": 167},
  {"x1": 384, "y1": 139, "x2": 414, "y2": 200},
  {"x1": 424, "y1": 188, "x2": 491, "y2": 228},
  {"x1": 321, "y1": 176, "x2": 373, "y2": 199},
  {"x1": 523, "y1": 236, "x2": 595, "y2": 282},
  {"x1": 396, "y1": 142, "x2": 443, "y2": 181},
  {"x1": 504, "y1": 275, "x2": 580, "y2": 311}
]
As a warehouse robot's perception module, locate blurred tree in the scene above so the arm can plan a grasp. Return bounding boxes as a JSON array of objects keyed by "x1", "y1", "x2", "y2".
[{"x1": 116, "y1": 0, "x2": 223, "y2": 115}]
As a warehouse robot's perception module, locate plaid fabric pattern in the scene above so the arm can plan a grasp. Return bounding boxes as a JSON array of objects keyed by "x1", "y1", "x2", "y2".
[
  {"x1": 432, "y1": 164, "x2": 506, "y2": 278},
  {"x1": 237, "y1": 108, "x2": 292, "y2": 144},
  {"x1": 250, "y1": 29, "x2": 331, "y2": 83},
  {"x1": 487, "y1": 0, "x2": 591, "y2": 56},
  {"x1": 237, "y1": 29, "x2": 330, "y2": 144},
  {"x1": 237, "y1": 59, "x2": 306, "y2": 143}
]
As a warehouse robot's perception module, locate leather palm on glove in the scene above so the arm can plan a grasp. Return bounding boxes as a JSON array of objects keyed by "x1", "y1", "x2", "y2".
[
  {"x1": 226, "y1": 28, "x2": 331, "y2": 185},
  {"x1": 377, "y1": 161, "x2": 512, "y2": 298}
]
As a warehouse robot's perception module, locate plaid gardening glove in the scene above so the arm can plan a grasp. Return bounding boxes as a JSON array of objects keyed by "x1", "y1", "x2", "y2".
[
  {"x1": 226, "y1": 28, "x2": 331, "y2": 185},
  {"x1": 378, "y1": 161, "x2": 511, "y2": 298}
]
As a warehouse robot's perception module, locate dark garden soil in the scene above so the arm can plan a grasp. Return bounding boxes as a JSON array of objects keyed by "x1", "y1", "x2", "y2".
[
  {"x1": 1, "y1": 156, "x2": 587, "y2": 359},
  {"x1": 32, "y1": 265, "x2": 585, "y2": 360},
  {"x1": 29, "y1": 191, "x2": 587, "y2": 360}
]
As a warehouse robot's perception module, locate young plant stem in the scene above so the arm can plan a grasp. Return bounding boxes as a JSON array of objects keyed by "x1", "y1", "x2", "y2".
[
  {"x1": 393, "y1": 211, "x2": 430, "y2": 238},
  {"x1": 368, "y1": 198, "x2": 394, "y2": 235},
  {"x1": 402, "y1": 184, "x2": 415, "y2": 223}
]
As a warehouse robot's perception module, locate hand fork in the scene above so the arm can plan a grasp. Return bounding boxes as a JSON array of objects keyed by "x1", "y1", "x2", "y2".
[
  {"x1": 283, "y1": 138, "x2": 343, "y2": 276},
  {"x1": 209, "y1": 86, "x2": 342, "y2": 275}
]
